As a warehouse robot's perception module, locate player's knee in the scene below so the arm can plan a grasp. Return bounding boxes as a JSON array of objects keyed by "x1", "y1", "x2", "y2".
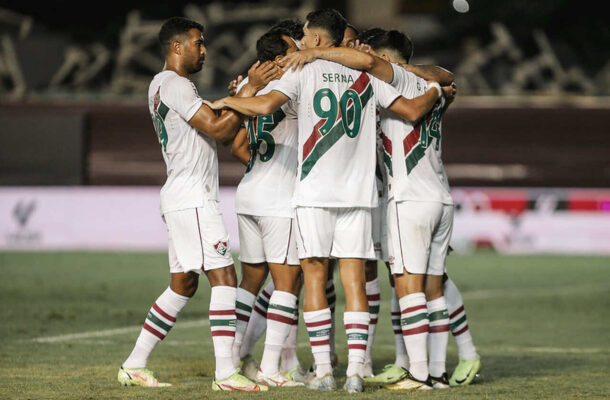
[
  {"x1": 170, "y1": 272, "x2": 200, "y2": 297},
  {"x1": 365, "y1": 260, "x2": 378, "y2": 281}
]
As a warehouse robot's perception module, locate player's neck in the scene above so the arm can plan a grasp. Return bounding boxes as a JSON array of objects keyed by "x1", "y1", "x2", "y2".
[{"x1": 163, "y1": 60, "x2": 189, "y2": 78}]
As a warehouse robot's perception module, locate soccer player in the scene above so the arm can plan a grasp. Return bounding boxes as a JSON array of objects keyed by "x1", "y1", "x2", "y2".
[
  {"x1": 278, "y1": 28, "x2": 463, "y2": 390},
  {"x1": 117, "y1": 17, "x2": 275, "y2": 391},
  {"x1": 205, "y1": 8, "x2": 444, "y2": 393},
  {"x1": 228, "y1": 29, "x2": 306, "y2": 388}
]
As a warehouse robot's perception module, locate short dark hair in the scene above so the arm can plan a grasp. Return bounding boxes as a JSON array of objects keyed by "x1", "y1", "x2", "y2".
[
  {"x1": 356, "y1": 27, "x2": 386, "y2": 44},
  {"x1": 346, "y1": 23, "x2": 359, "y2": 36},
  {"x1": 256, "y1": 30, "x2": 290, "y2": 62},
  {"x1": 158, "y1": 17, "x2": 204, "y2": 53},
  {"x1": 270, "y1": 18, "x2": 304, "y2": 40},
  {"x1": 306, "y1": 8, "x2": 347, "y2": 47},
  {"x1": 367, "y1": 30, "x2": 413, "y2": 63}
]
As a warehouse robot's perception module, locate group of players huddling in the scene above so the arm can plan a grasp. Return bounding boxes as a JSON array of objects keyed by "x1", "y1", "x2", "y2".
[{"x1": 117, "y1": 8, "x2": 482, "y2": 393}]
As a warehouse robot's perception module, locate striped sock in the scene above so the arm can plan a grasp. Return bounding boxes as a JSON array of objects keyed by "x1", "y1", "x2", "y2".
[
  {"x1": 123, "y1": 287, "x2": 188, "y2": 368},
  {"x1": 345, "y1": 311, "x2": 369, "y2": 377},
  {"x1": 444, "y1": 277, "x2": 478, "y2": 360},
  {"x1": 400, "y1": 292, "x2": 429, "y2": 381},
  {"x1": 427, "y1": 296, "x2": 450, "y2": 377},
  {"x1": 239, "y1": 280, "x2": 274, "y2": 359},
  {"x1": 260, "y1": 291, "x2": 298, "y2": 375},
  {"x1": 304, "y1": 308, "x2": 332, "y2": 377},
  {"x1": 280, "y1": 299, "x2": 300, "y2": 372},
  {"x1": 364, "y1": 278, "x2": 380, "y2": 366},
  {"x1": 391, "y1": 287, "x2": 409, "y2": 368},
  {"x1": 325, "y1": 278, "x2": 337, "y2": 356},
  {"x1": 233, "y1": 288, "x2": 256, "y2": 366},
  {"x1": 209, "y1": 286, "x2": 237, "y2": 380}
]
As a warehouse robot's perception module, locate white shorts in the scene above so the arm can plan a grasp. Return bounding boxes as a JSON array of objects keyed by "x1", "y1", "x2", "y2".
[
  {"x1": 295, "y1": 206, "x2": 375, "y2": 259},
  {"x1": 164, "y1": 201, "x2": 233, "y2": 274},
  {"x1": 387, "y1": 199, "x2": 454, "y2": 276},
  {"x1": 237, "y1": 214, "x2": 299, "y2": 265},
  {"x1": 371, "y1": 196, "x2": 389, "y2": 262}
]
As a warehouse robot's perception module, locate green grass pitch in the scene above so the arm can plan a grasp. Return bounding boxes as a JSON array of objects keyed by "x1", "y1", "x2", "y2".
[{"x1": 0, "y1": 252, "x2": 609, "y2": 399}]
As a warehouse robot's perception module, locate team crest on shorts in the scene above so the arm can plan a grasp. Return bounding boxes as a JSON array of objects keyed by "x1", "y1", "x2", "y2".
[{"x1": 214, "y1": 241, "x2": 229, "y2": 256}]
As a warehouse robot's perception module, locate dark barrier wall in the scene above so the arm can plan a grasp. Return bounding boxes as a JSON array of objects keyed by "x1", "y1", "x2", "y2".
[
  {"x1": 0, "y1": 109, "x2": 87, "y2": 185},
  {"x1": 0, "y1": 100, "x2": 608, "y2": 187}
]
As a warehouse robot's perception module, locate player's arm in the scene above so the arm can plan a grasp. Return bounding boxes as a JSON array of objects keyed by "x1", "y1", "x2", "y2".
[
  {"x1": 400, "y1": 64, "x2": 454, "y2": 86},
  {"x1": 231, "y1": 126, "x2": 250, "y2": 166},
  {"x1": 387, "y1": 83, "x2": 442, "y2": 122},
  {"x1": 279, "y1": 47, "x2": 394, "y2": 83},
  {"x1": 189, "y1": 61, "x2": 278, "y2": 142},
  {"x1": 204, "y1": 90, "x2": 289, "y2": 117}
]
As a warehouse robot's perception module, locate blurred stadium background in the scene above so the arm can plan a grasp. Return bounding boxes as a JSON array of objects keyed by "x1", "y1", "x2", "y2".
[{"x1": 1, "y1": 1, "x2": 609, "y2": 399}]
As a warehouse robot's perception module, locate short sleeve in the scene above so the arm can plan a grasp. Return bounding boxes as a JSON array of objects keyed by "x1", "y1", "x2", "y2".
[
  {"x1": 272, "y1": 68, "x2": 300, "y2": 102},
  {"x1": 163, "y1": 76, "x2": 203, "y2": 122},
  {"x1": 371, "y1": 75, "x2": 401, "y2": 109}
]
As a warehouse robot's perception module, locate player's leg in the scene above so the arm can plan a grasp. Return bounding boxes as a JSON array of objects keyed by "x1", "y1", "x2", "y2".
[
  {"x1": 385, "y1": 200, "x2": 438, "y2": 390},
  {"x1": 239, "y1": 279, "x2": 274, "y2": 364},
  {"x1": 233, "y1": 214, "x2": 269, "y2": 366},
  {"x1": 443, "y1": 274, "x2": 481, "y2": 386},
  {"x1": 295, "y1": 206, "x2": 336, "y2": 391},
  {"x1": 363, "y1": 260, "x2": 380, "y2": 377},
  {"x1": 333, "y1": 207, "x2": 375, "y2": 393},
  {"x1": 424, "y1": 204, "x2": 454, "y2": 389},
  {"x1": 118, "y1": 208, "x2": 205, "y2": 387},
  {"x1": 119, "y1": 271, "x2": 196, "y2": 387},
  {"x1": 196, "y1": 202, "x2": 266, "y2": 391},
  {"x1": 256, "y1": 217, "x2": 304, "y2": 386},
  {"x1": 326, "y1": 259, "x2": 338, "y2": 365},
  {"x1": 280, "y1": 288, "x2": 304, "y2": 379}
]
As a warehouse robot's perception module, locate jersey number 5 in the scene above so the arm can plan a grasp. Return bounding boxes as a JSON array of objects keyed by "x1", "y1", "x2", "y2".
[{"x1": 246, "y1": 108, "x2": 286, "y2": 172}]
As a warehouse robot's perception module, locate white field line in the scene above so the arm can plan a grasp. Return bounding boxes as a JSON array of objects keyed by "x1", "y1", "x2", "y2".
[
  {"x1": 30, "y1": 283, "x2": 608, "y2": 344},
  {"x1": 32, "y1": 319, "x2": 208, "y2": 343}
]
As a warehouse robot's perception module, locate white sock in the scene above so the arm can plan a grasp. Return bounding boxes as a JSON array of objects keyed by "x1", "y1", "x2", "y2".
[
  {"x1": 209, "y1": 286, "x2": 237, "y2": 380},
  {"x1": 325, "y1": 278, "x2": 337, "y2": 357},
  {"x1": 260, "y1": 291, "x2": 298, "y2": 376},
  {"x1": 303, "y1": 308, "x2": 332, "y2": 377},
  {"x1": 444, "y1": 277, "x2": 478, "y2": 360},
  {"x1": 233, "y1": 288, "x2": 256, "y2": 366},
  {"x1": 364, "y1": 278, "x2": 380, "y2": 365},
  {"x1": 123, "y1": 287, "x2": 188, "y2": 368},
  {"x1": 344, "y1": 311, "x2": 369, "y2": 377},
  {"x1": 239, "y1": 280, "x2": 274, "y2": 359},
  {"x1": 427, "y1": 296, "x2": 449, "y2": 378},
  {"x1": 399, "y1": 292, "x2": 429, "y2": 381},
  {"x1": 280, "y1": 299, "x2": 300, "y2": 372},
  {"x1": 391, "y1": 287, "x2": 409, "y2": 368}
]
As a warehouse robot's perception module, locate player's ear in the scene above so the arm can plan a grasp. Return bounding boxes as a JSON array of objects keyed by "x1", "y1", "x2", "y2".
[
  {"x1": 172, "y1": 40, "x2": 182, "y2": 56},
  {"x1": 380, "y1": 53, "x2": 391, "y2": 62},
  {"x1": 314, "y1": 33, "x2": 320, "y2": 47}
]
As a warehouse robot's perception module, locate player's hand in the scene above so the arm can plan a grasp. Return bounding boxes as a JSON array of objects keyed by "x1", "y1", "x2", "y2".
[
  {"x1": 278, "y1": 48, "x2": 319, "y2": 71},
  {"x1": 442, "y1": 82, "x2": 457, "y2": 104},
  {"x1": 353, "y1": 39, "x2": 372, "y2": 53},
  {"x1": 203, "y1": 98, "x2": 227, "y2": 111},
  {"x1": 227, "y1": 75, "x2": 243, "y2": 96},
  {"x1": 247, "y1": 60, "x2": 280, "y2": 91}
]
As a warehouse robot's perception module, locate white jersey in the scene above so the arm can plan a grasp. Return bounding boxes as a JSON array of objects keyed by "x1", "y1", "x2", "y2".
[
  {"x1": 273, "y1": 59, "x2": 401, "y2": 208},
  {"x1": 148, "y1": 70, "x2": 219, "y2": 214},
  {"x1": 235, "y1": 78, "x2": 298, "y2": 218},
  {"x1": 381, "y1": 64, "x2": 453, "y2": 204}
]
